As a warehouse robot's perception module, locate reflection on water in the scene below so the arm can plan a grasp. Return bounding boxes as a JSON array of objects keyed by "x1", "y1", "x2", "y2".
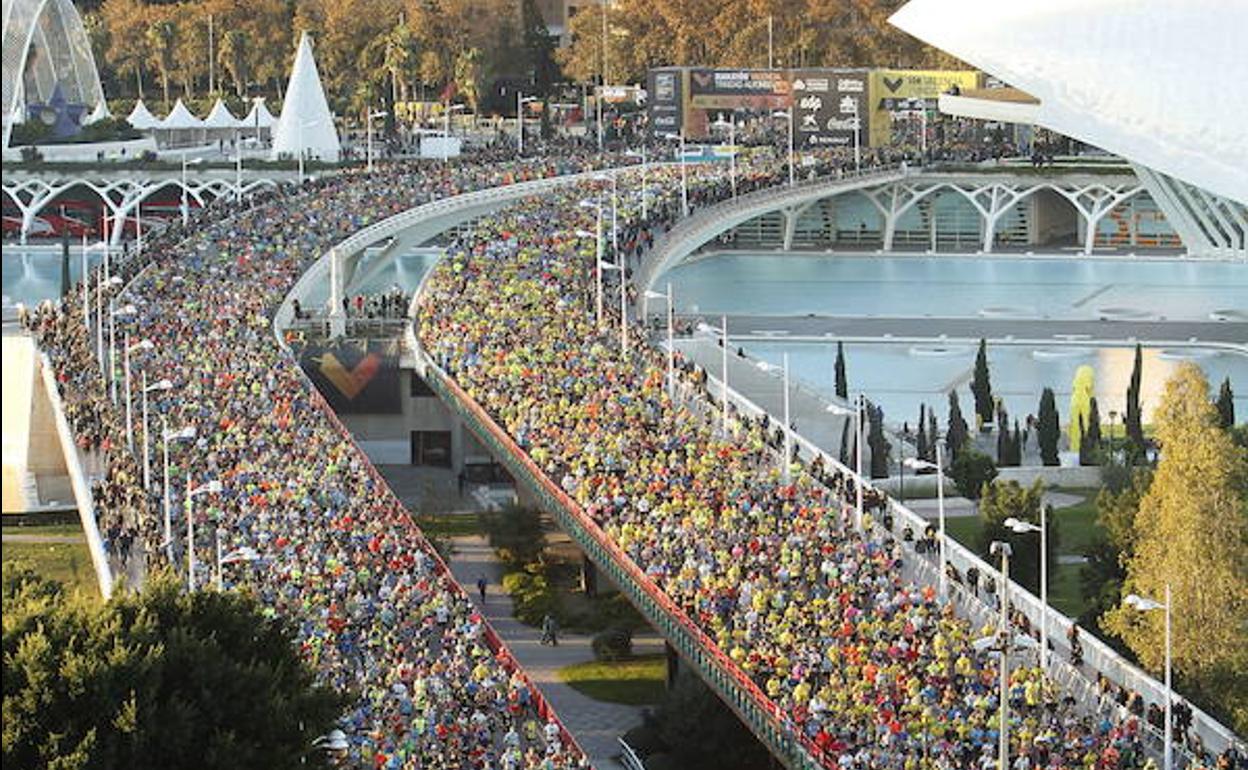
[
  {"x1": 746, "y1": 341, "x2": 1247, "y2": 428},
  {"x1": 2, "y1": 246, "x2": 107, "y2": 309}
]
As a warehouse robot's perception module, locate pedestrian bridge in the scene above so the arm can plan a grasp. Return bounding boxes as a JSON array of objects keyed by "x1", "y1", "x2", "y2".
[{"x1": 270, "y1": 165, "x2": 1243, "y2": 768}]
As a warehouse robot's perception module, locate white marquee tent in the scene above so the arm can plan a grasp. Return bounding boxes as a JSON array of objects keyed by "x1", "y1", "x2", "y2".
[
  {"x1": 271, "y1": 32, "x2": 340, "y2": 163},
  {"x1": 126, "y1": 99, "x2": 160, "y2": 130}
]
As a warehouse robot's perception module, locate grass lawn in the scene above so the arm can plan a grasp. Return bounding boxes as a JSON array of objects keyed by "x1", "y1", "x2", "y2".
[
  {"x1": 557, "y1": 654, "x2": 667, "y2": 706},
  {"x1": 413, "y1": 513, "x2": 483, "y2": 539},
  {"x1": 6, "y1": 523, "x2": 87, "y2": 538},
  {"x1": 940, "y1": 488, "x2": 1104, "y2": 619},
  {"x1": 2, "y1": 538, "x2": 98, "y2": 598}
]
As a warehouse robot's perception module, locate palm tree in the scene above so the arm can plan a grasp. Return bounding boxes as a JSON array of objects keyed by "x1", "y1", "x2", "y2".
[
  {"x1": 146, "y1": 20, "x2": 178, "y2": 108},
  {"x1": 382, "y1": 23, "x2": 417, "y2": 105},
  {"x1": 453, "y1": 47, "x2": 483, "y2": 123}
]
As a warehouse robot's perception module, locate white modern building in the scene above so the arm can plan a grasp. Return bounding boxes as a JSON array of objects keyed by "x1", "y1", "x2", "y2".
[
  {"x1": 890, "y1": 0, "x2": 1248, "y2": 259},
  {"x1": 2, "y1": 0, "x2": 107, "y2": 151}
]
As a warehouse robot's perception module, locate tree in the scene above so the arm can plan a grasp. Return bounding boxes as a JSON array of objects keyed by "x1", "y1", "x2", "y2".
[
  {"x1": 1080, "y1": 397, "x2": 1103, "y2": 466},
  {"x1": 838, "y1": 416, "x2": 851, "y2": 466},
  {"x1": 867, "y1": 402, "x2": 891, "y2": 479},
  {"x1": 927, "y1": 407, "x2": 939, "y2": 464},
  {"x1": 2, "y1": 569, "x2": 346, "y2": 769},
  {"x1": 1125, "y1": 343, "x2": 1146, "y2": 455},
  {"x1": 946, "y1": 391, "x2": 969, "y2": 461},
  {"x1": 977, "y1": 480, "x2": 1059, "y2": 595},
  {"x1": 1069, "y1": 364, "x2": 1095, "y2": 453},
  {"x1": 834, "y1": 341, "x2": 848, "y2": 400},
  {"x1": 970, "y1": 338, "x2": 993, "y2": 425},
  {"x1": 628, "y1": 669, "x2": 770, "y2": 770},
  {"x1": 1037, "y1": 387, "x2": 1061, "y2": 466},
  {"x1": 519, "y1": 0, "x2": 558, "y2": 97},
  {"x1": 454, "y1": 46, "x2": 485, "y2": 118},
  {"x1": 948, "y1": 448, "x2": 997, "y2": 502},
  {"x1": 995, "y1": 402, "x2": 1020, "y2": 467},
  {"x1": 218, "y1": 29, "x2": 250, "y2": 98},
  {"x1": 1215, "y1": 377, "x2": 1235, "y2": 429},
  {"x1": 915, "y1": 404, "x2": 928, "y2": 466},
  {"x1": 1102, "y1": 363, "x2": 1248, "y2": 735},
  {"x1": 146, "y1": 18, "x2": 178, "y2": 107}
]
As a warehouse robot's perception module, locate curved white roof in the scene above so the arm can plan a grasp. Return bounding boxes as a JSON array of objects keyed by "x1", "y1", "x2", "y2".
[
  {"x1": 203, "y1": 98, "x2": 241, "y2": 129},
  {"x1": 159, "y1": 98, "x2": 203, "y2": 130},
  {"x1": 126, "y1": 99, "x2": 159, "y2": 130},
  {"x1": 272, "y1": 33, "x2": 339, "y2": 162},
  {"x1": 890, "y1": 0, "x2": 1248, "y2": 204},
  {"x1": 2, "y1": 0, "x2": 107, "y2": 148}
]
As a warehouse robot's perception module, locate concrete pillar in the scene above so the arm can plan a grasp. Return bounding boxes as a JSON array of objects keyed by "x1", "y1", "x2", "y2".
[
  {"x1": 665, "y1": 641, "x2": 680, "y2": 689},
  {"x1": 327, "y1": 248, "x2": 347, "y2": 337},
  {"x1": 579, "y1": 553, "x2": 598, "y2": 597}
]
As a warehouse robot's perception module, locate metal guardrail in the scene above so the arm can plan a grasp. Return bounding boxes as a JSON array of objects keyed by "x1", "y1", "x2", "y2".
[{"x1": 618, "y1": 737, "x2": 647, "y2": 770}]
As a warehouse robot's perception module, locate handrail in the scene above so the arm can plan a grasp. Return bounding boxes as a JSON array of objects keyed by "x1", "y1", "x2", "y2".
[
  {"x1": 419, "y1": 350, "x2": 826, "y2": 770},
  {"x1": 37, "y1": 351, "x2": 114, "y2": 598}
]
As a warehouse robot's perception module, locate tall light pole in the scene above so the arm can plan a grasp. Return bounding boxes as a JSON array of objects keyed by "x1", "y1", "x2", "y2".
[
  {"x1": 217, "y1": 543, "x2": 259, "y2": 591},
  {"x1": 185, "y1": 477, "x2": 223, "y2": 591},
  {"x1": 1005, "y1": 508, "x2": 1049, "y2": 670},
  {"x1": 825, "y1": 395, "x2": 865, "y2": 529},
  {"x1": 366, "y1": 109, "x2": 388, "y2": 172},
  {"x1": 161, "y1": 422, "x2": 196, "y2": 551},
  {"x1": 663, "y1": 131, "x2": 688, "y2": 216},
  {"x1": 625, "y1": 146, "x2": 648, "y2": 219},
  {"x1": 123, "y1": 336, "x2": 154, "y2": 451},
  {"x1": 767, "y1": 15, "x2": 774, "y2": 69},
  {"x1": 851, "y1": 99, "x2": 862, "y2": 174},
  {"x1": 234, "y1": 128, "x2": 243, "y2": 203},
  {"x1": 516, "y1": 94, "x2": 536, "y2": 156},
  {"x1": 108, "y1": 303, "x2": 137, "y2": 405},
  {"x1": 772, "y1": 109, "x2": 795, "y2": 187},
  {"x1": 1125, "y1": 586, "x2": 1173, "y2": 770},
  {"x1": 141, "y1": 375, "x2": 173, "y2": 491},
  {"x1": 645, "y1": 285, "x2": 675, "y2": 400},
  {"x1": 180, "y1": 154, "x2": 202, "y2": 225},
  {"x1": 718, "y1": 316, "x2": 729, "y2": 433},
  {"x1": 905, "y1": 444, "x2": 947, "y2": 598},
  {"x1": 712, "y1": 113, "x2": 738, "y2": 197},
  {"x1": 991, "y1": 540, "x2": 1013, "y2": 770},
  {"x1": 598, "y1": 1, "x2": 608, "y2": 153}
]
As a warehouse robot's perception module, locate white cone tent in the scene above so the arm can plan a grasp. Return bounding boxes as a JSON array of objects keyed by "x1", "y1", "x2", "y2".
[
  {"x1": 83, "y1": 99, "x2": 111, "y2": 125},
  {"x1": 158, "y1": 98, "x2": 206, "y2": 147},
  {"x1": 202, "y1": 98, "x2": 242, "y2": 129},
  {"x1": 271, "y1": 32, "x2": 340, "y2": 162},
  {"x1": 126, "y1": 99, "x2": 160, "y2": 130},
  {"x1": 242, "y1": 98, "x2": 276, "y2": 130}
]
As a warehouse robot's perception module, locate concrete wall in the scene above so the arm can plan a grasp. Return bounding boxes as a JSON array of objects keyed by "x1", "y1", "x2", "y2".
[{"x1": 1030, "y1": 188, "x2": 1078, "y2": 246}]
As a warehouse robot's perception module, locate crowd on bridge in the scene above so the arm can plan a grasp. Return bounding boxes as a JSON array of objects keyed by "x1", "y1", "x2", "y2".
[
  {"x1": 416, "y1": 155, "x2": 1239, "y2": 769},
  {"x1": 26, "y1": 153, "x2": 640, "y2": 770},
  {"x1": 20, "y1": 140, "x2": 1240, "y2": 770}
]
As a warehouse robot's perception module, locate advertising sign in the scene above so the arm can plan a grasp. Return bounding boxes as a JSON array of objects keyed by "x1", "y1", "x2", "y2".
[
  {"x1": 647, "y1": 68, "x2": 684, "y2": 137},
  {"x1": 299, "y1": 339, "x2": 402, "y2": 413},
  {"x1": 790, "y1": 69, "x2": 868, "y2": 149},
  {"x1": 687, "y1": 69, "x2": 792, "y2": 110},
  {"x1": 868, "y1": 69, "x2": 981, "y2": 146}
]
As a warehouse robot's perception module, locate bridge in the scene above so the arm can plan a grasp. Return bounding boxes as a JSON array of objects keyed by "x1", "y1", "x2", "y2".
[
  {"x1": 637, "y1": 164, "x2": 1244, "y2": 316},
  {"x1": 2, "y1": 167, "x2": 294, "y2": 245}
]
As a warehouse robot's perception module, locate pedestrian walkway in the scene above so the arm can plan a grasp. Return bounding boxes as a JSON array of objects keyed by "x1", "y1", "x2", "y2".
[
  {"x1": 447, "y1": 536, "x2": 658, "y2": 769},
  {"x1": 376, "y1": 464, "x2": 660, "y2": 769}
]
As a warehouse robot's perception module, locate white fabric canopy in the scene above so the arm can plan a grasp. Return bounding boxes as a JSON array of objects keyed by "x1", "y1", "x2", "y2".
[
  {"x1": 83, "y1": 99, "x2": 111, "y2": 125},
  {"x1": 126, "y1": 99, "x2": 159, "y2": 130},
  {"x1": 271, "y1": 32, "x2": 340, "y2": 162},
  {"x1": 241, "y1": 99, "x2": 276, "y2": 130},
  {"x1": 202, "y1": 98, "x2": 241, "y2": 129},
  {"x1": 158, "y1": 98, "x2": 203, "y2": 130}
]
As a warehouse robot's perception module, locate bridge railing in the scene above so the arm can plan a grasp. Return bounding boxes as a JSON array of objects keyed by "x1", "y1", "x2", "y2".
[{"x1": 416, "y1": 349, "x2": 830, "y2": 770}]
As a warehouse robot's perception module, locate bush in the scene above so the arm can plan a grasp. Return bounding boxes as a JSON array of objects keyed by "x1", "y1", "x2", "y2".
[
  {"x1": 500, "y1": 568, "x2": 555, "y2": 626},
  {"x1": 479, "y1": 505, "x2": 546, "y2": 567},
  {"x1": 592, "y1": 626, "x2": 634, "y2": 661}
]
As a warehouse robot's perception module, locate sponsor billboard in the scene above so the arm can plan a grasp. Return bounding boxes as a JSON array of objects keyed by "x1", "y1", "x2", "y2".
[
  {"x1": 299, "y1": 339, "x2": 402, "y2": 413},
  {"x1": 868, "y1": 69, "x2": 981, "y2": 146},
  {"x1": 647, "y1": 68, "x2": 684, "y2": 137},
  {"x1": 790, "y1": 69, "x2": 869, "y2": 149}
]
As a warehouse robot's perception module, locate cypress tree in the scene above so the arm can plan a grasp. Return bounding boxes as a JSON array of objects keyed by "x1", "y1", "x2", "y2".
[
  {"x1": 1085, "y1": 396, "x2": 1102, "y2": 457},
  {"x1": 1215, "y1": 377, "x2": 1235, "y2": 429},
  {"x1": 947, "y1": 391, "x2": 969, "y2": 460},
  {"x1": 927, "y1": 407, "x2": 939, "y2": 463},
  {"x1": 839, "y1": 416, "x2": 851, "y2": 466},
  {"x1": 834, "y1": 341, "x2": 848, "y2": 400},
  {"x1": 1012, "y1": 419, "x2": 1024, "y2": 466},
  {"x1": 916, "y1": 404, "x2": 929, "y2": 464},
  {"x1": 1125, "y1": 343, "x2": 1145, "y2": 453},
  {"x1": 868, "y1": 403, "x2": 891, "y2": 478},
  {"x1": 996, "y1": 402, "x2": 1011, "y2": 465},
  {"x1": 970, "y1": 338, "x2": 994, "y2": 424},
  {"x1": 1038, "y1": 387, "x2": 1061, "y2": 466}
]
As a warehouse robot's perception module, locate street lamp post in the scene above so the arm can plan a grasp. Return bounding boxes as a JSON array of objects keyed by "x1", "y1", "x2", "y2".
[
  {"x1": 185, "y1": 477, "x2": 223, "y2": 591},
  {"x1": 160, "y1": 422, "x2": 195, "y2": 551},
  {"x1": 217, "y1": 542, "x2": 259, "y2": 591},
  {"x1": 367, "y1": 109, "x2": 388, "y2": 173},
  {"x1": 1125, "y1": 586, "x2": 1173, "y2": 770},
  {"x1": 123, "y1": 336, "x2": 154, "y2": 451},
  {"x1": 107, "y1": 302, "x2": 137, "y2": 405},
  {"x1": 516, "y1": 94, "x2": 536, "y2": 156},
  {"x1": 782, "y1": 352, "x2": 792, "y2": 482},
  {"x1": 1005, "y1": 507, "x2": 1049, "y2": 670},
  {"x1": 825, "y1": 395, "x2": 866, "y2": 529},
  {"x1": 142, "y1": 375, "x2": 173, "y2": 491},
  {"x1": 851, "y1": 100, "x2": 862, "y2": 174},
  {"x1": 180, "y1": 154, "x2": 202, "y2": 225},
  {"x1": 905, "y1": 443, "x2": 947, "y2": 598},
  {"x1": 991, "y1": 540, "x2": 1014, "y2": 770},
  {"x1": 712, "y1": 113, "x2": 738, "y2": 197},
  {"x1": 645, "y1": 285, "x2": 675, "y2": 400},
  {"x1": 772, "y1": 110, "x2": 795, "y2": 187}
]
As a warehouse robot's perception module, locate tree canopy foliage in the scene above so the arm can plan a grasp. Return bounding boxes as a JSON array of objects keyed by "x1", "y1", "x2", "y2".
[
  {"x1": 1101, "y1": 363, "x2": 1248, "y2": 734},
  {"x1": 2, "y1": 569, "x2": 346, "y2": 770}
]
